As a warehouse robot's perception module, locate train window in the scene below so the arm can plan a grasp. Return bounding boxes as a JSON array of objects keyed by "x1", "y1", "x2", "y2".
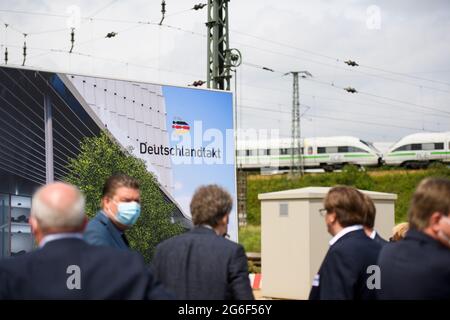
[
  {"x1": 411, "y1": 144, "x2": 422, "y2": 151},
  {"x1": 435, "y1": 143, "x2": 444, "y2": 150},
  {"x1": 245, "y1": 150, "x2": 251, "y2": 156},
  {"x1": 349, "y1": 147, "x2": 369, "y2": 153},
  {"x1": 393, "y1": 145, "x2": 411, "y2": 152},
  {"x1": 326, "y1": 147, "x2": 338, "y2": 154},
  {"x1": 317, "y1": 147, "x2": 326, "y2": 154},
  {"x1": 422, "y1": 143, "x2": 435, "y2": 151},
  {"x1": 338, "y1": 146, "x2": 349, "y2": 153},
  {"x1": 237, "y1": 150, "x2": 246, "y2": 156},
  {"x1": 280, "y1": 148, "x2": 289, "y2": 155},
  {"x1": 308, "y1": 146, "x2": 313, "y2": 155},
  {"x1": 266, "y1": 149, "x2": 271, "y2": 156}
]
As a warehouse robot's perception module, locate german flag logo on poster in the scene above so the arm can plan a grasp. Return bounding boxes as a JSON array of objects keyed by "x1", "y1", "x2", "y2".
[{"x1": 172, "y1": 118, "x2": 190, "y2": 135}]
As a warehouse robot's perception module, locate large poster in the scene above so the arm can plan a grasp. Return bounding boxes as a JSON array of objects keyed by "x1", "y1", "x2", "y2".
[{"x1": 63, "y1": 73, "x2": 238, "y2": 240}]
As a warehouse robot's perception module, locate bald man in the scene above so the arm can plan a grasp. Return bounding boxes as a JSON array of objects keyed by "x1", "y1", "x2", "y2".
[{"x1": 0, "y1": 182, "x2": 169, "y2": 299}]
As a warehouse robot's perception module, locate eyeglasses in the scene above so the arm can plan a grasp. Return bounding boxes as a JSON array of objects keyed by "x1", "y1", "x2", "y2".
[{"x1": 319, "y1": 208, "x2": 328, "y2": 217}]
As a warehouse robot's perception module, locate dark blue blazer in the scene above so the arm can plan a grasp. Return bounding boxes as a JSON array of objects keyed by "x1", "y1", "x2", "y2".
[
  {"x1": 377, "y1": 229, "x2": 450, "y2": 300},
  {"x1": 373, "y1": 232, "x2": 388, "y2": 247},
  {"x1": 84, "y1": 211, "x2": 129, "y2": 249},
  {"x1": 152, "y1": 226, "x2": 254, "y2": 300},
  {"x1": 0, "y1": 238, "x2": 170, "y2": 299},
  {"x1": 309, "y1": 229, "x2": 382, "y2": 300}
]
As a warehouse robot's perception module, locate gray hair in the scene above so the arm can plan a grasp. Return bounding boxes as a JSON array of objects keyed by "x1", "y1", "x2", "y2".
[{"x1": 31, "y1": 183, "x2": 86, "y2": 230}]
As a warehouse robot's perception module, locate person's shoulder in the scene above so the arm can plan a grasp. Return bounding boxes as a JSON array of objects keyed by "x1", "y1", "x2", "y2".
[
  {"x1": 84, "y1": 213, "x2": 113, "y2": 244},
  {"x1": 88, "y1": 243, "x2": 145, "y2": 265},
  {"x1": 378, "y1": 239, "x2": 402, "y2": 261},
  {"x1": 0, "y1": 250, "x2": 41, "y2": 273},
  {"x1": 157, "y1": 231, "x2": 190, "y2": 248},
  {"x1": 333, "y1": 230, "x2": 381, "y2": 256},
  {"x1": 85, "y1": 212, "x2": 106, "y2": 230}
]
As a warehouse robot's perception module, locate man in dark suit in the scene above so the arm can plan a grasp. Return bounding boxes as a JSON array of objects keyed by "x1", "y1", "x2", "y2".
[
  {"x1": 309, "y1": 186, "x2": 381, "y2": 300},
  {"x1": 377, "y1": 178, "x2": 450, "y2": 299},
  {"x1": 84, "y1": 174, "x2": 141, "y2": 250},
  {"x1": 362, "y1": 194, "x2": 388, "y2": 246},
  {"x1": 152, "y1": 184, "x2": 254, "y2": 300},
  {"x1": 0, "y1": 182, "x2": 168, "y2": 299}
]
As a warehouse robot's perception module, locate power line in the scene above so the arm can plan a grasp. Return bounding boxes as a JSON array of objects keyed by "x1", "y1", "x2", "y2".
[
  {"x1": 239, "y1": 47, "x2": 450, "y2": 95},
  {"x1": 2, "y1": 8, "x2": 448, "y2": 123},
  {"x1": 239, "y1": 104, "x2": 437, "y2": 132},
  {"x1": 231, "y1": 29, "x2": 450, "y2": 87},
  {"x1": 87, "y1": 0, "x2": 119, "y2": 18},
  {"x1": 303, "y1": 77, "x2": 450, "y2": 116},
  {"x1": 1, "y1": 7, "x2": 447, "y2": 91},
  {"x1": 239, "y1": 79, "x2": 450, "y2": 120},
  {"x1": 240, "y1": 97, "x2": 446, "y2": 126}
]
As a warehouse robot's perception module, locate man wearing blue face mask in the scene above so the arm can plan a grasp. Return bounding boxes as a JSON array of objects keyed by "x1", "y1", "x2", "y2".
[{"x1": 84, "y1": 174, "x2": 141, "y2": 249}]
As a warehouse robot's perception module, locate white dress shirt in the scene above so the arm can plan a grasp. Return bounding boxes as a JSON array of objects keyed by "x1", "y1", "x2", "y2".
[{"x1": 329, "y1": 225, "x2": 364, "y2": 246}]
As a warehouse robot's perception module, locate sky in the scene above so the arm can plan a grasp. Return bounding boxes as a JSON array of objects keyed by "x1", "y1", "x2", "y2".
[{"x1": 0, "y1": 0, "x2": 449, "y2": 144}]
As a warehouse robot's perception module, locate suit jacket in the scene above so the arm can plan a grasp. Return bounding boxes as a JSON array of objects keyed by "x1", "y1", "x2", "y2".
[
  {"x1": 84, "y1": 211, "x2": 129, "y2": 249},
  {"x1": 152, "y1": 226, "x2": 254, "y2": 300},
  {"x1": 0, "y1": 238, "x2": 170, "y2": 299},
  {"x1": 377, "y1": 229, "x2": 450, "y2": 299},
  {"x1": 373, "y1": 232, "x2": 388, "y2": 247},
  {"x1": 309, "y1": 229, "x2": 381, "y2": 300}
]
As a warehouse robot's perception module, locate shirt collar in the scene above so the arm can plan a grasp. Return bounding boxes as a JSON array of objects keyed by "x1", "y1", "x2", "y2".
[
  {"x1": 39, "y1": 233, "x2": 84, "y2": 248},
  {"x1": 369, "y1": 230, "x2": 377, "y2": 239},
  {"x1": 329, "y1": 225, "x2": 363, "y2": 246}
]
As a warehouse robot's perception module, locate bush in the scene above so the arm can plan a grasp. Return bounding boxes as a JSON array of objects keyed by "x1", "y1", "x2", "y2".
[
  {"x1": 239, "y1": 225, "x2": 261, "y2": 253},
  {"x1": 246, "y1": 165, "x2": 450, "y2": 225},
  {"x1": 65, "y1": 132, "x2": 184, "y2": 262}
]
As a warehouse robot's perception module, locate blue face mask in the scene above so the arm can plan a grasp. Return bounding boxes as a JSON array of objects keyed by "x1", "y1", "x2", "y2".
[{"x1": 115, "y1": 201, "x2": 141, "y2": 226}]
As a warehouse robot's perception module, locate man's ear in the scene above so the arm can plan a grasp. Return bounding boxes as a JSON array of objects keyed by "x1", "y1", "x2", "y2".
[
  {"x1": 29, "y1": 215, "x2": 39, "y2": 236},
  {"x1": 28, "y1": 215, "x2": 38, "y2": 233},
  {"x1": 221, "y1": 213, "x2": 229, "y2": 226},
  {"x1": 101, "y1": 196, "x2": 109, "y2": 208},
  {"x1": 328, "y1": 211, "x2": 337, "y2": 224},
  {"x1": 429, "y1": 212, "x2": 443, "y2": 234}
]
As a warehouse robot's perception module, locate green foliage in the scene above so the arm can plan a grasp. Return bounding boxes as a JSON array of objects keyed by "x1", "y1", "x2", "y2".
[
  {"x1": 246, "y1": 165, "x2": 450, "y2": 226},
  {"x1": 65, "y1": 132, "x2": 184, "y2": 262},
  {"x1": 247, "y1": 260, "x2": 261, "y2": 274},
  {"x1": 238, "y1": 225, "x2": 261, "y2": 253}
]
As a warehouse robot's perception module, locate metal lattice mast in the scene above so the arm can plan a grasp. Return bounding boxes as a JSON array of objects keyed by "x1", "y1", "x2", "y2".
[
  {"x1": 291, "y1": 72, "x2": 301, "y2": 176},
  {"x1": 286, "y1": 71, "x2": 312, "y2": 176},
  {"x1": 207, "y1": 0, "x2": 230, "y2": 90}
]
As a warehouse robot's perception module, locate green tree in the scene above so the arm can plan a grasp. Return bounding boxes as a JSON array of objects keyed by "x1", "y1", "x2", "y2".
[{"x1": 65, "y1": 132, "x2": 184, "y2": 262}]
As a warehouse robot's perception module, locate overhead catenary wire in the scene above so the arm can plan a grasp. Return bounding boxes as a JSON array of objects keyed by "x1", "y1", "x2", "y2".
[
  {"x1": 0, "y1": 7, "x2": 448, "y2": 140},
  {"x1": 239, "y1": 104, "x2": 438, "y2": 132},
  {"x1": 302, "y1": 76, "x2": 450, "y2": 116},
  {"x1": 238, "y1": 108, "x2": 391, "y2": 140},
  {"x1": 239, "y1": 62, "x2": 450, "y2": 116},
  {"x1": 239, "y1": 97, "x2": 445, "y2": 126},
  {"x1": 231, "y1": 28, "x2": 450, "y2": 87},
  {"x1": 239, "y1": 50, "x2": 450, "y2": 95},
  {"x1": 1, "y1": 7, "x2": 449, "y2": 88},
  {"x1": 239, "y1": 80, "x2": 450, "y2": 121}
]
